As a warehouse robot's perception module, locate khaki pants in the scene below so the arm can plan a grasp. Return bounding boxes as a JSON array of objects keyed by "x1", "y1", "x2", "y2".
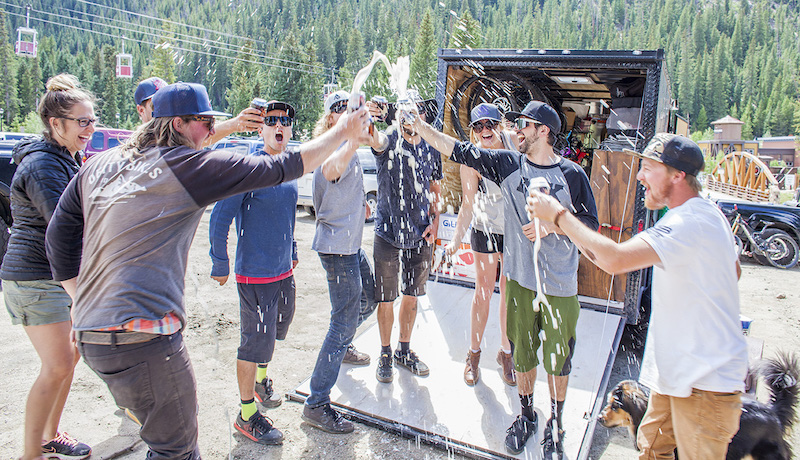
[{"x1": 638, "y1": 389, "x2": 742, "y2": 460}]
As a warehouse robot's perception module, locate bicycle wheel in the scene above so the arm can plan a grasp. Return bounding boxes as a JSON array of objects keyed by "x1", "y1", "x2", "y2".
[{"x1": 753, "y1": 229, "x2": 799, "y2": 269}]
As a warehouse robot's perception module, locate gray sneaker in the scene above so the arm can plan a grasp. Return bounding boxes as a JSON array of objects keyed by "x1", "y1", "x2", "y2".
[
  {"x1": 254, "y1": 377, "x2": 282, "y2": 408},
  {"x1": 342, "y1": 344, "x2": 370, "y2": 366},
  {"x1": 302, "y1": 403, "x2": 354, "y2": 434}
]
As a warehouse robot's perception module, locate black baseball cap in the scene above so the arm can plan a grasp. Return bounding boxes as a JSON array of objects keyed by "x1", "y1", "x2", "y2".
[
  {"x1": 152, "y1": 82, "x2": 231, "y2": 118},
  {"x1": 506, "y1": 100, "x2": 561, "y2": 133},
  {"x1": 470, "y1": 103, "x2": 503, "y2": 124},
  {"x1": 263, "y1": 100, "x2": 295, "y2": 119},
  {"x1": 624, "y1": 133, "x2": 704, "y2": 177}
]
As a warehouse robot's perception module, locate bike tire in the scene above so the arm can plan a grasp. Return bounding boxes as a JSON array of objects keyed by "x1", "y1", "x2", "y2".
[{"x1": 752, "y1": 229, "x2": 800, "y2": 269}]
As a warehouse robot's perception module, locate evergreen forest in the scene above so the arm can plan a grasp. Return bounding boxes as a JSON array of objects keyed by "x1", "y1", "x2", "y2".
[{"x1": 0, "y1": 0, "x2": 799, "y2": 139}]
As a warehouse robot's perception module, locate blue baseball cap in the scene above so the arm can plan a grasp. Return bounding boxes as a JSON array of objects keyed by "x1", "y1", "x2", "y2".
[
  {"x1": 470, "y1": 103, "x2": 503, "y2": 124},
  {"x1": 506, "y1": 100, "x2": 562, "y2": 134},
  {"x1": 151, "y1": 82, "x2": 231, "y2": 118},
  {"x1": 134, "y1": 77, "x2": 168, "y2": 106}
]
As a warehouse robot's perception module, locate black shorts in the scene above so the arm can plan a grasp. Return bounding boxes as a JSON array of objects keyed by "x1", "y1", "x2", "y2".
[
  {"x1": 236, "y1": 276, "x2": 296, "y2": 363},
  {"x1": 373, "y1": 235, "x2": 432, "y2": 301},
  {"x1": 470, "y1": 228, "x2": 504, "y2": 254}
]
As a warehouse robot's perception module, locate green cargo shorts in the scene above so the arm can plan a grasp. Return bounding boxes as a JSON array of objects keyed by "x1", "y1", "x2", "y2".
[
  {"x1": 4, "y1": 279, "x2": 72, "y2": 326},
  {"x1": 505, "y1": 278, "x2": 580, "y2": 376}
]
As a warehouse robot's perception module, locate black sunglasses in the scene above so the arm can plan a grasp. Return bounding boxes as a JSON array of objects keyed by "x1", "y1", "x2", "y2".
[
  {"x1": 60, "y1": 117, "x2": 97, "y2": 128},
  {"x1": 265, "y1": 116, "x2": 293, "y2": 127},
  {"x1": 471, "y1": 119, "x2": 499, "y2": 133},
  {"x1": 330, "y1": 101, "x2": 347, "y2": 114},
  {"x1": 188, "y1": 116, "x2": 215, "y2": 129}
]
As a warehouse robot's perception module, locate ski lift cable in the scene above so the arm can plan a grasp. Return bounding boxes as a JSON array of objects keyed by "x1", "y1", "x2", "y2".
[
  {"x1": 0, "y1": 1, "x2": 332, "y2": 74},
  {"x1": 2, "y1": 9, "x2": 332, "y2": 77},
  {"x1": 73, "y1": 0, "x2": 268, "y2": 48},
  {"x1": 54, "y1": 5, "x2": 332, "y2": 73}
]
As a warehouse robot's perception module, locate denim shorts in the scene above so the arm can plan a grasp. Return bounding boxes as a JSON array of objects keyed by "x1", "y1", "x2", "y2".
[{"x1": 3, "y1": 279, "x2": 72, "y2": 326}]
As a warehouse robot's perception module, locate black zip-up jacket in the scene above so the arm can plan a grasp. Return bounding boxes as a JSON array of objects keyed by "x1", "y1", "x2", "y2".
[{"x1": 0, "y1": 136, "x2": 80, "y2": 281}]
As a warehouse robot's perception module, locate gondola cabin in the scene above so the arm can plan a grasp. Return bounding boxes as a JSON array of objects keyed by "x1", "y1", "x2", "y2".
[
  {"x1": 14, "y1": 27, "x2": 37, "y2": 58},
  {"x1": 116, "y1": 53, "x2": 133, "y2": 79}
]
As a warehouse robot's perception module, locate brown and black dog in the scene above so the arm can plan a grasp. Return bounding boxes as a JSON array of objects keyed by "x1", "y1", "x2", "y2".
[{"x1": 597, "y1": 352, "x2": 799, "y2": 460}]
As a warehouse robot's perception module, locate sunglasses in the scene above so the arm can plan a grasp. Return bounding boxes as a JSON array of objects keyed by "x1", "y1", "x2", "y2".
[
  {"x1": 189, "y1": 116, "x2": 215, "y2": 130},
  {"x1": 61, "y1": 117, "x2": 97, "y2": 128},
  {"x1": 471, "y1": 119, "x2": 499, "y2": 133},
  {"x1": 330, "y1": 101, "x2": 347, "y2": 114},
  {"x1": 265, "y1": 116, "x2": 293, "y2": 127},
  {"x1": 515, "y1": 118, "x2": 542, "y2": 130}
]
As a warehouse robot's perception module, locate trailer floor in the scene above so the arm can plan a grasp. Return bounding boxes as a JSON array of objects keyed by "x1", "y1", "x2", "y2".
[{"x1": 291, "y1": 281, "x2": 625, "y2": 459}]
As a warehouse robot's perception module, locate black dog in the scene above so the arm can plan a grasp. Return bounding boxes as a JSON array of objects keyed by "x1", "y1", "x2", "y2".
[{"x1": 597, "y1": 352, "x2": 799, "y2": 460}]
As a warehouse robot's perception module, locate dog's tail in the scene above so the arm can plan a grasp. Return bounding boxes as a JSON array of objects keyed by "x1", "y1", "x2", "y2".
[{"x1": 761, "y1": 351, "x2": 799, "y2": 432}]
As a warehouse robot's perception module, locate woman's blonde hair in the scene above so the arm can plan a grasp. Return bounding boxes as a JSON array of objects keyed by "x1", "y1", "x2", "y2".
[
  {"x1": 38, "y1": 74, "x2": 95, "y2": 142},
  {"x1": 312, "y1": 112, "x2": 334, "y2": 138}
]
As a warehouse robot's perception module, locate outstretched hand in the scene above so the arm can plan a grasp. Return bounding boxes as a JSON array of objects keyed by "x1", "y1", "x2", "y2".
[
  {"x1": 525, "y1": 189, "x2": 564, "y2": 223},
  {"x1": 335, "y1": 105, "x2": 372, "y2": 145},
  {"x1": 234, "y1": 107, "x2": 266, "y2": 132}
]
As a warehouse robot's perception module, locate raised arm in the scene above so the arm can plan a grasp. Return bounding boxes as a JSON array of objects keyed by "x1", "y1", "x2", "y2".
[
  {"x1": 203, "y1": 107, "x2": 265, "y2": 147},
  {"x1": 526, "y1": 190, "x2": 660, "y2": 275},
  {"x1": 321, "y1": 140, "x2": 359, "y2": 182},
  {"x1": 300, "y1": 106, "x2": 371, "y2": 173},
  {"x1": 410, "y1": 113, "x2": 457, "y2": 158}
]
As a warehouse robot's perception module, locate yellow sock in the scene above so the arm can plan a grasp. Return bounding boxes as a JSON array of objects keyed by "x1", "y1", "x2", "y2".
[
  {"x1": 256, "y1": 364, "x2": 268, "y2": 383},
  {"x1": 241, "y1": 399, "x2": 257, "y2": 421}
]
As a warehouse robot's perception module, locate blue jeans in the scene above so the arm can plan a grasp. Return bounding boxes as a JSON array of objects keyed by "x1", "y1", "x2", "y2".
[{"x1": 307, "y1": 249, "x2": 377, "y2": 407}]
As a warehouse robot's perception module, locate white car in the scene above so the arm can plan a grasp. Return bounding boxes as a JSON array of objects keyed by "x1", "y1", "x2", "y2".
[{"x1": 297, "y1": 147, "x2": 378, "y2": 222}]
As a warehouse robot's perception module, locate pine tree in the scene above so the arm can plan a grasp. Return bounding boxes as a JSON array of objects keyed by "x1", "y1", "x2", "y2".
[
  {"x1": 450, "y1": 9, "x2": 482, "y2": 49},
  {"x1": 0, "y1": 10, "x2": 20, "y2": 126},
  {"x1": 695, "y1": 106, "x2": 708, "y2": 132},
  {"x1": 226, "y1": 41, "x2": 262, "y2": 118},
  {"x1": 99, "y1": 45, "x2": 119, "y2": 126},
  {"x1": 409, "y1": 9, "x2": 437, "y2": 99}
]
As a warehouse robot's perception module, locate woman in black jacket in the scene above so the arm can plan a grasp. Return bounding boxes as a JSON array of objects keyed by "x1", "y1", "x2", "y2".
[{"x1": 1, "y1": 74, "x2": 93, "y2": 460}]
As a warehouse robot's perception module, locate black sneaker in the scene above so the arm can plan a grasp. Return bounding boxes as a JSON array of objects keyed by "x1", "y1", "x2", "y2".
[
  {"x1": 393, "y1": 348, "x2": 429, "y2": 376},
  {"x1": 234, "y1": 410, "x2": 284, "y2": 445},
  {"x1": 41, "y1": 432, "x2": 91, "y2": 459},
  {"x1": 342, "y1": 344, "x2": 370, "y2": 366},
  {"x1": 541, "y1": 418, "x2": 565, "y2": 459},
  {"x1": 505, "y1": 413, "x2": 537, "y2": 455},
  {"x1": 376, "y1": 352, "x2": 394, "y2": 383},
  {"x1": 254, "y1": 377, "x2": 282, "y2": 408},
  {"x1": 302, "y1": 403, "x2": 354, "y2": 434}
]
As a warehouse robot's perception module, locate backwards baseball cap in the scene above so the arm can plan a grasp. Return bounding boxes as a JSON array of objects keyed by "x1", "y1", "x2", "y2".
[
  {"x1": 470, "y1": 103, "x2": 503, "y2": 124},
  {"x1": 263, "y1": 100, "x2": 295, "y2": 119},
  {"x1": 324, "y1": 90, "x2": 349, "y2": 113},
  {"x1": 624, "y1": 133, "x2": 704, "y2": 177},
  {"x1": 134, "y1": 77, "x2": 168, "y2": 106},
  {"x1": 506, "y1": 100, "x2": 562, "y2": 134},
  {"x1": 151, "y1": 82, "x2": 231, "y2": 118}
]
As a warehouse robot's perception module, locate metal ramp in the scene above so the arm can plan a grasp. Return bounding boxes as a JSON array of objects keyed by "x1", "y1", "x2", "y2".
[{"x1": 290, "y1": 280, "x2": 625, "y2": 459}]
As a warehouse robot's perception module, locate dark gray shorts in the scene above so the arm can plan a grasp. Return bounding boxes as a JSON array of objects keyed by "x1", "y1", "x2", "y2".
[
  {"x1": 373, "y1": 235, "x2": 432, "y2": 301},
  {"x1": 236, "y1": 276, "x2": 296, "y2": 363},
  {"x1": 470, "y1": 228, "x2": 504, "y2": 254}
]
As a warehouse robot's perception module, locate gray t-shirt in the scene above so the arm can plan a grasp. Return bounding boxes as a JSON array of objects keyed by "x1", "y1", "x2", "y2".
[
  {"x1": 451, "y1": 142, "x2": 598, "y2": 297},
  {"x1": 312, "y1": 152, "x2": 366, "y2": 255}
]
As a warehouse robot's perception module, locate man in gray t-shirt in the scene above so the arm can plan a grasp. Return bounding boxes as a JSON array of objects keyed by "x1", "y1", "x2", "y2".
[{"x1": 301, "y1": 91, "x2": 378, "y2": 434}]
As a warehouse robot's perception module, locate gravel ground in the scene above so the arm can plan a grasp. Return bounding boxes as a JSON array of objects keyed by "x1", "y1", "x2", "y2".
[{"x1": 1, "y1": 207, "x2": 797, "y2": 459}]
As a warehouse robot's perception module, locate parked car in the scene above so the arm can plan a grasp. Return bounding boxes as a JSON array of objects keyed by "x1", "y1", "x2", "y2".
[
  {"x1": 84, "y1": 127, "x2": 133, "y2": 159},
  {"x1": 0, "y1": 132, "x2": 28, "y2": 142},
  {"x1": 716, "y1": 198, "x2": 800, "y2": 268},
  {"x1": 0, "y1": 138, "x2": 21, "y2": 264},
  {"x1": 296, "y1": 147, "x2": 378, "y2": 223}
]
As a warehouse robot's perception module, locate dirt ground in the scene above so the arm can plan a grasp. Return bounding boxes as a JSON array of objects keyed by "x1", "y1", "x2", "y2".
[{"x1": 1, "y1": 207, "x2": 798, "y2": 459}]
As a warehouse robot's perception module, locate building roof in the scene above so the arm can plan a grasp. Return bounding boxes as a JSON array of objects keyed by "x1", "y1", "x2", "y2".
[{"x1": 711, "y1": 115, "x2": 744, "y2": 125}]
